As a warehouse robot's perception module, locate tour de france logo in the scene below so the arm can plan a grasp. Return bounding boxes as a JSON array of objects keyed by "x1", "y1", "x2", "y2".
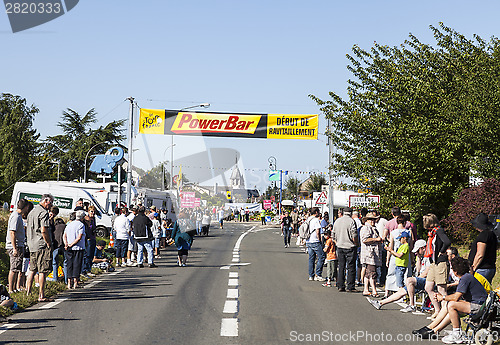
[{"x1": 3, "y1": 0, "x2": 79, "y2": 33}]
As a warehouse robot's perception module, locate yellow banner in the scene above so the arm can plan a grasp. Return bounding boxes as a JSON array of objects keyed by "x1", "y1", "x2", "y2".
[
  {"x1": 267, "y1": 114, "x2": 318, "y2": 140},
  {"x1": 171, "y1": 112, "x2": 261, "y2": 135},
  {"x1": 139, "y1": 109, "x2": 165, "y2": 134}
]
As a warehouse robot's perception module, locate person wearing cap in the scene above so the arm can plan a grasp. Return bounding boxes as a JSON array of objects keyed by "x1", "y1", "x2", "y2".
[
  {"x1": 385, "y1": 228, "x2": 410, "y2": 290},
  {"x1": 359, "y1": 212, "x2": 383, "y2": 297},
  {"x1": 385, "y1": 215, "x2": 415, "y2": 295},
  {"x1": 333, "y1": 207, "x2": 358, "y2": 292},
  {"x1": 468, "y1": 213, "x2": 497, "y2": 283},
  {"x1": 367, "y1": 238, "x2": 429, "y2": 312}
]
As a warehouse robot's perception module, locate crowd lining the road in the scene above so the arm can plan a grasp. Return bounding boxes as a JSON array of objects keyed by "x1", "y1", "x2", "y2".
[
  {"x1": 3, "y1": 194, "x2": 238, "y2": 310},
  {"x1": 280, "y1": 206, "x2": 498, "y2": 344}
]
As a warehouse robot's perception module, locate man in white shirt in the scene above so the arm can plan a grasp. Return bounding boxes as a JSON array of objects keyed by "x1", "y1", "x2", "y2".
[
  {"x1": 114, "y1": 207, "x2": 131, "y2": 267},
  {"x1": 306, "y1": 208, "x2": 325, "y2": 281}
]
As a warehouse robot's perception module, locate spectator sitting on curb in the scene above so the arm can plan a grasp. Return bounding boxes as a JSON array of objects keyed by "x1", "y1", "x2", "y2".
[
  {"x1": 92, "y1": 240, "x2": 114, "y2": 272},
  {"x1": 0, "y1": 284, "x2": 16, "y2": 310}
]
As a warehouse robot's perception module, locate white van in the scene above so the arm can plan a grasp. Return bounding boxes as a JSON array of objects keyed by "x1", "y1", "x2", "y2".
[
  {"x1": 10, "y1": 182, "x2": 113, "y2": 237},
  {"x1": 32, "y1": 181, "x2": 138, "y2": 214}
]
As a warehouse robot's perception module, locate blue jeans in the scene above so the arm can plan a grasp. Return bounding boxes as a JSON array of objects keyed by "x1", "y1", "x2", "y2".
[
  {"x1": 84, "y1": 238, "x2": 96, "y2": 274},
  {"x1": 137, "y1": 240, "x2": 154, "y2": 265},
  {"x1": 283, "y1": 226, "x2": 291, "y2": 246},
  {"x1": 476, "y1": 268, "x2": 496, "y2": 283},
  {"x1": 196, "y1": 221, "x2": 202, "y2": 235},
  {"x1": 395, "y1": 266, "x2": 407, "y2": 288},
  {"x1": 307, "y1": 242, "x2": 325, "y2": 278},
  {"x1": 51, "y1": 246, "x2": 67, "y2": 282}
]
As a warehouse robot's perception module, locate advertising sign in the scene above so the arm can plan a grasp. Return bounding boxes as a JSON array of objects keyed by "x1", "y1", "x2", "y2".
[
  {"x1": 139, "y1": 109, "x2": 318, "y2": 140},
  {"x1": 180, "y1": 192, "x2": 196, "y2": 208},
  {"x1": 263, "y1": 200, "x2": 272, "y2": 210},
  {"x1": 20, "y1": 192, "x2": 73, "y2": 209}
]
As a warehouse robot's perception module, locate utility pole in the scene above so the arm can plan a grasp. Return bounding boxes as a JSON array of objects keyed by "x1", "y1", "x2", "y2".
[
  {"x1": 327, "y1": 118, "x2": 335, "y2": 220},
  {"x1": 126, "y1": 97, "x2": 134, "y2": 207}
]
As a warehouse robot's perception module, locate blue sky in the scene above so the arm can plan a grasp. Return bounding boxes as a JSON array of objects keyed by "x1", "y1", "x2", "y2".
[{"x1": 2, "y1": 1, "x2": 499, "y2": 192}]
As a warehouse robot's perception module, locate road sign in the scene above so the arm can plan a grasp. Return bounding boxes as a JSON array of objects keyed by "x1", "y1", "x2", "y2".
[
  {"x1": 314, "y1": 191, "x2": 328, "y2": 206},
  {"x1": 263, "y1": 200, "x2": 272, "y2": 210},
  {"x1": 270, "y1": 195, "x2": 275, "y2": 201},
  {"x1": 226, "y1": 191, "x2": 232, "y2": 200},
  {"x1": 348, "y1": 194, "x2": 380, "y2": 208},
  {"x1": 269, "y1": 170, "x2": 280, "y2": 181}
]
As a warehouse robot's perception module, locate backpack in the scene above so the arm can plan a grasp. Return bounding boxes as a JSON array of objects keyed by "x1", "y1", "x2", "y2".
[{"x1": 299, "y1": 218, "x2": 313, "y2": 240}]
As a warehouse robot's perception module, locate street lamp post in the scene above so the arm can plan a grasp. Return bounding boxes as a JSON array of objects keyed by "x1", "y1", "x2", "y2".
[
  {"x1": 162, "y1": 144, "x2": 176, "y2": 190},
  {"x1": 50, "y1": 160, "x2": 60, "y2": 181},
  {"x1": 169, "y1": 103, "x2": 210, "y2": 191}
]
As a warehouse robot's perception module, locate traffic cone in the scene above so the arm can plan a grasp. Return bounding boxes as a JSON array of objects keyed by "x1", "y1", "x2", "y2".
[{"x1": 109, "y1": 231, "x2": 114, "y2": 248}]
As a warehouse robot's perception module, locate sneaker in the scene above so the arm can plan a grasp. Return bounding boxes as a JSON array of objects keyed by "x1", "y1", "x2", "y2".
[
  {"x1": 442, "y1": 330, "x2": 467, "y2": 344},
  {"x1": 400, "y1": 305, "x2": 416, "y2": 313},
  {"x1": 127, "y1": 262, "x2": 138, "y2": 267},
  {"x1": 138, "y1": 264, "x2": 144, "y2": 268},
  {"x1": 314, "y1": 276, "x2": 326, "y2": 282},
  {"x1": 148, "y1": 264, "x2": 157, "y2": 268},
  {"x1": 121, "y1": 263, "x2": 127, "y2": 268},
  {"x1": 87, "y1": 272, "x2": 96, "y2": 277},
  {"x1": 366, "y1": 297, "x2": 381, "y2": 310},
  {"x1": 309, "y1": 277, "x2": 314, "y2": 281},
  {"x1": 322, "y1": 283, "x2": 331, "y2": 287},
  {"x1": 181, "y1": 263, "x2": 186, "y2": 267},
  {"x1": 412, "y1": 326, "x2": 431, "y2": 335}
]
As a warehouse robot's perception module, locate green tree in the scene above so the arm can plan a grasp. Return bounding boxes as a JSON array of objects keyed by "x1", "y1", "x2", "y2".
[
  {"x1": 43, "y1": 108, "x2": 126, "y2": 181},
  {"x1": 306, "y1": 174, "x2": 327, "y2": 193},
  {"x1": 137, "y1": 162, "x2": 171, "y2": 190},
  {"x1": 284, "y1": 176, "x2": 301, "y2": 199},
  {"x1": 311, "y1": 23, "x2": 500, "y2": 223},
  {"x1": 0, "y1": 93, "x2": 40, "y2": 200}
]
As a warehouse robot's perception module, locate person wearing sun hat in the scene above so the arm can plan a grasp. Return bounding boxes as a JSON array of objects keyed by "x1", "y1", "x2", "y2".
[
  {"x1": 359, "y1": 212, "x2": 383, "y2": 296},
  {"x1": 468, "y1": 212, "x2": 497, "y2": 283}
]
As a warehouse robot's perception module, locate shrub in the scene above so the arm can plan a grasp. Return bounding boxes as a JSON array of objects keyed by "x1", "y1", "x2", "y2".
[{"x1": 443, "y1": 178, "x2": 500, "y2": 244}]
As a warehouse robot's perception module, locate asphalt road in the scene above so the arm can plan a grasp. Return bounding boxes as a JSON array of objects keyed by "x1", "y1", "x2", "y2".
[{"x1": 0, "y1": 222, "x2": 439, "y2": 344}]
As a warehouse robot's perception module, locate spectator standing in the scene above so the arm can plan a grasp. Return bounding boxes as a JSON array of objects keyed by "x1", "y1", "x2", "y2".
[
  {"x1": 126, "y1": 207, "x2": 138, "y2": 266},
  {"x1": 152, "y1": 213, "x2": 161, "y2": 258},
  {"x1": 385, "y1": 231, "x2": 410, "y2": 289},
  {"x1": 282, "y1": 211, "x2": 292, "y2": 248},
  {"x1": 26, "y1": 194, "x2": 54, "y2": 302},
  {"x1": 49, "y1": 217, "x2": 66, "y2": 283},
  {"x1": 469, "y1": 213, "x2": 497, "y2": 283},
  {"x1": 423, "y1": 213, "x2": 451, "y2": 318},
  {"x1": 306, "y1": 208, "x2": 325, "y2": 281},
  {"x1": 322, "y1": 229, "x2": 337, "y2": 287},
  {"x1": 291, "y1": 208, "x2": 299, "y2": 235},
  {"x1": 333, "y1": 207, "x2": 358, "y2": 292},
  {"x1": 63, "y1": 211, "x2": 86, "y2": 289},
  {"x1": 218, "y1": 208, "x2": 225, "y2": 229},
  {"x1": 6, "y1": 199, "x2": 30, "y2": 293},
  {"x1": 201, "y1": 211, "x2": 211, "y2": 236},
  {"x1": 133, "y1": 206, "x2": 156, "y2": 268},
  {"x1": 82, "y1": 205, "x2": 97, "y2": 277},
  {"x1": 114, "y1": 207, "x2": 130, "y2": 267},
  {"x1": 360, "y1": 212, "x2": 383, "y2": 296}
]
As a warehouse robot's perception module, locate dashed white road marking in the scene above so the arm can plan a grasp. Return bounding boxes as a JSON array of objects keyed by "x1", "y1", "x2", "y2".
[
  {"x1": 232, "y1": 258, "x2": 240, "y2": 263},
  {"x1": 227, "y1": 289, "x2": 239, "y2": 299},
  {"x1": 229, "y1": 272, "x2": 238, "y2": 278},
  {"x1": 39, "y1": 298, "x2": 68, "y2": 309},
  {"x1": 223, "y1": 300, "x2": 238, "y2": 313},
  {"x1": 228, "y1": 279, "x2": 239, "y2": 286},
  {"x1": 221, "y1": 318, "x2": 238, "y2": 336},
  {"x1": 0, "y1": 323, "x2": 18, "y2": 335}
]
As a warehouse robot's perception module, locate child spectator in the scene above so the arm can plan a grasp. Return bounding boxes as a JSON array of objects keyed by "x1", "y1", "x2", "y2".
[
  {"x1": 385, "y1": 230, "x2": 410, "y2": 289},
  {"x1": 322, "y1": 228, "x2": 337, "y2": 287}
]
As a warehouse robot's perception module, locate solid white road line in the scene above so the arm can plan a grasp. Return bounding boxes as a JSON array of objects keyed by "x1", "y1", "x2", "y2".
[
  {"x1": 228, "y1": 279, "x2": 238, "y2": 286},
  {"x1": 229, "y1": 272, "x2": 238, "y2": 278},
  {"x1": 0, "y1": 323, "x2": 18, "y2": 335},
  {"x1": 223, "y1": 300, "x2": 238, "y2": 313},
  {"x1": 227, "y1": 289, "x2": 239, "y2": 299},
  {"x1": 221, "y1": 318, "x2": 238, "y2": 336},
  {"x1": 39, "y1": 298, "x2": 68, "y2": 309}
]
